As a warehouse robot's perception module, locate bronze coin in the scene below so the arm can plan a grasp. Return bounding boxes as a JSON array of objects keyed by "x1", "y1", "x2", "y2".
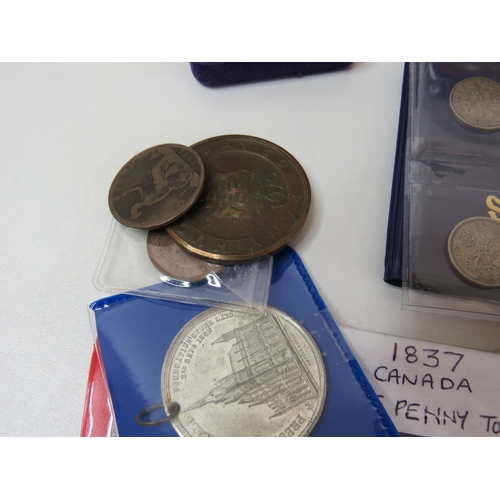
[
  {"x1": 108, "y1": 144, "x2": 206, "y2": 230},
  {"x1": 449, "y1": 77, "x2": 500, "y2": 131},
  {"x1": 167, "y1": 135, "x2": 311, "y2": 264},
  {"x1": 147, "y1": 229, "x2": 224, "y2": 282},
  {"x1": 447, "y1": 216, "x2": 500, "y2": 288}
]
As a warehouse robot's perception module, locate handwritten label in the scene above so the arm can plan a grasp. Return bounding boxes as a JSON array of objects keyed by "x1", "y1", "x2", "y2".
[{"x1": 340, "y1": 326, "x2": 500, "y2": 436}]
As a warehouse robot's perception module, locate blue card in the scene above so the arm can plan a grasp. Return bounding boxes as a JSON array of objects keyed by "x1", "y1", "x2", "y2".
[{"x1": 90, "y1": 246, "x2": 399, "y2": 437}]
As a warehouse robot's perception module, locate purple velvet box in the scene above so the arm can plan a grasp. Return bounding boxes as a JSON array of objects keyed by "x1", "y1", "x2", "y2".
[{"x1": 190, "y1": 62, "x2": 352, "y2": 87}]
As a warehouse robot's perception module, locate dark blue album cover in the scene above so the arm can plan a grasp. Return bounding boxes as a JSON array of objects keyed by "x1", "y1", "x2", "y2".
[{"x1": 90, "y1": 246, "x2": 399, "y2": 437}]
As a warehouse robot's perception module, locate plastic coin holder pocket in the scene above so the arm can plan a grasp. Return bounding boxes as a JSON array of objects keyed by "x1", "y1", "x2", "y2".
[
  {"x1": 404, "y1": 160, "x2": 500, "y2": 319},
  {"x1": 89, "y1": 246, "x2": 400, "y2": 437},
  {"x1": 93, "y1": 219, "x2": 273, "y2": 311},
  {"x1": 403, "y1": 63, "x2": 500, "y2": 320}
]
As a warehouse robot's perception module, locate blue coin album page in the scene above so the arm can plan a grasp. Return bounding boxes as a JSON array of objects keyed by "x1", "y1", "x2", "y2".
[{"x1": 89, "y1": 246, "x2": 399, "y2": 437}]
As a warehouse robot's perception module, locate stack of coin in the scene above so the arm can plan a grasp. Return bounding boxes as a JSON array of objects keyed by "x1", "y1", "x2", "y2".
[
  {"x1": 108, "y1": 135, "x2": 311, "y2": 281},
  {"x1": 109, "y1": 139, "x2": 322, "y2": 436}
]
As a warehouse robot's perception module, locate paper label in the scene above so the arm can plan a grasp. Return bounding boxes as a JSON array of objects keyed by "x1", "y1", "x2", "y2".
[{"x1": 341, "y1": 326, "x2": 500, "y2": 437}]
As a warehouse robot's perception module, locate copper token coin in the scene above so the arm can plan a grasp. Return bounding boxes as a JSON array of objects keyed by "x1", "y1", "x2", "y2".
[
  {"x1": 449, "y1": 77, "x2": 500, "y2": 131},
  {"x1": 167, "y1": 135, "x2": 311, "y2": 264},
  {"x1": 108, "y1": 144, "x2": 206, "y2": 230},
  {"x1": 447, "y1": 217, "x2": 500, "y2": 288},
  {"x1": 147, "y1": 229, "x2": 224, "y2": 282}
]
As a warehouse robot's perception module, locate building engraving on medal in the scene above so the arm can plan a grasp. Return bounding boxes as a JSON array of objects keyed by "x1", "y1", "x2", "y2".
[
  {"x1": 187, "y1": 314, "x2": 320, "y2": 418},
  {"x1": 162, "y1": 306, "x2": 326, "y2": 436}
]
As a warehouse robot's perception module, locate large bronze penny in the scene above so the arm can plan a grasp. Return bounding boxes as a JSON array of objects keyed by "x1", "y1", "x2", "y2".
[
  {"x1": 147, "y1": 228, "x2": 224, "y2": 282},
  {"x1": 108, "y1": 144, "x2": 205, "y2": 230},
  {"x1": 167, "y1": 135, "x2": 311, "y2": 264},
  {"x1": 447, "y1": 217, "x2": 500, "y2": 288},
  {"x1": 161, "y1": 306, "x2": 326, "y2": 437},
  {"x1": 449, "y1": 77, "x2": 500, "y2": 131}
]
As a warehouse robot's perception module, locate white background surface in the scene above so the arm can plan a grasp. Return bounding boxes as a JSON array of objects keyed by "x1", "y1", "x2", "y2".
[{"x1": 2, "y1": 62, "x2": 500, "y2": 436}]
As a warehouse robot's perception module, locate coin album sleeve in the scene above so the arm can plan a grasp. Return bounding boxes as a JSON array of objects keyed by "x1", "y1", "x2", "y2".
[
  {"x1": 384, "y1": 63, "x2": 409, "y2": 287},
  {"x1": 403, "y1": 63, "x2": 500, "y2": 320},
  {"x1": 88, "y1": 246, "x2": 399, "y2": 437}
]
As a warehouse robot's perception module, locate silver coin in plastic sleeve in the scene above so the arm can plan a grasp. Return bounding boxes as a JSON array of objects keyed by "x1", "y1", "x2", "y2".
[
  {"x1": 449, "y1": 77, "x2": 500, "y2": 131},
  {"x1": 161, "y1": 306, "x2": 326, "y2": 437}
]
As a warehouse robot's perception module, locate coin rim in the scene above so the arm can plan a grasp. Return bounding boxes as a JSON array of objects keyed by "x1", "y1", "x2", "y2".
[
  {"x1": 146, "y1": 229, "x2": 224, "y2": 282},
  {"x1": 447, "y1": 216, "x2": 500, "y2": 288},
  {"x1": 108, "y1": 143, "x2": 206, "y2": 230},
  {"x1": 449, "y1": 77, "x2": 500, "y2": 131},
  {"x1": 167, "y1": 135, "x2": 311, "y2": 264},
  {"x1": 161, "y1": 306, "x2": 327, "y2": 437}
]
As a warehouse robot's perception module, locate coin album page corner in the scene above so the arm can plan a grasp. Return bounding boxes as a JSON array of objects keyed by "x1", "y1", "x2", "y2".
[{"x1": 403, "y1": 63, "x2": 500, "y2": 321}]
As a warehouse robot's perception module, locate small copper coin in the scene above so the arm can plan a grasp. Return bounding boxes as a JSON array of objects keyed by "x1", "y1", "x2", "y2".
[
  {"x1": 449, "y1": 77, "x2": 500, "y2": 131},
  {"x1": 167, "y1": 135, "x2": 311, "y2": 264},
  {"x1": 147, "y1": 229, "x2": 224, "y2": 282},
  {"x1": 108, "y1": 144, "x2": 205, "y2": 230},
  {"x1": 447, "y1": 217, "x2": 500, "y2": 288}
]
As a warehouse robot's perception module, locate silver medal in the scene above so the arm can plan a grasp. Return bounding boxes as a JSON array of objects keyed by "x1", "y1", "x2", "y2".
[{"x1": 161, "y1": 306, "x2": 326, "y2": 437}]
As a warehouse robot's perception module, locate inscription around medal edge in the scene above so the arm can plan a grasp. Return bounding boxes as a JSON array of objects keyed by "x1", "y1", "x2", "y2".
[
  {"x1": 184, "y1": 415, "x2": 213, "y2": 437},
  {"x1": 278, "y1": 413, "x2": 308, "y2": 437}
]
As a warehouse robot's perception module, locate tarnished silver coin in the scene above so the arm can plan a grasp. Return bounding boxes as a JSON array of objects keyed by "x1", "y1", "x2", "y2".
[
  {"x1": 161, "y1": 306, "x2": 326, "y2": 437},
  {"x1": 448, "y1": 217, "x2": 500, "y2": 288},
  {"x1": 449, "y1": 77, "x2": 500, "y2": 130},
  {"x1": 147, "y1": 229, "x2": 224, "y2": 282},
  {"x1": 108, "y1": 144, "x2": 206, "y2": 230}
]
